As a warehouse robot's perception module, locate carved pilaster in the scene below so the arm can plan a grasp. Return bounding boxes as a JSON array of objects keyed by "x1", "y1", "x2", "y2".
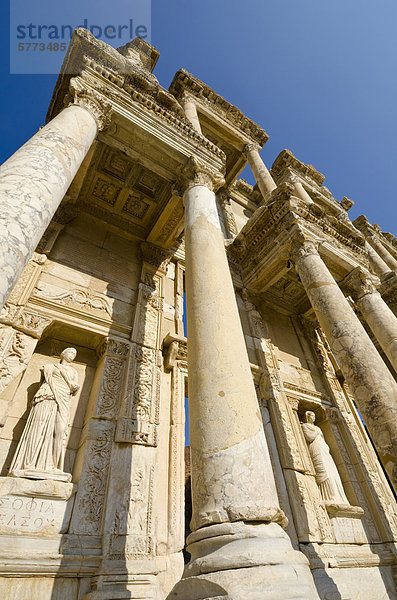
[{"x1": 115, "y1": 343, "x2": 160, "y2": 446}]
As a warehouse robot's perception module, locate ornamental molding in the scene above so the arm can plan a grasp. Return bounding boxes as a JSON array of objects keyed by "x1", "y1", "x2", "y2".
[
  {"x1": 140, "y1": 242, "x2": 173, "y2": 273},
  {"x1": 229, "y1": 178, "x2": 262, "y2": 206},
  {"x1": 271, "y1": 149, "x2": 325, "y2": 187},
  {"x1": 169, "y1": 68, "x2": 269, "y2": 146},
  {"x1": 0, "y1": 304, "x2": 53, "y2": 339},
  {"x1": 33, "y1": 283, "x2": 113, "y2": 319},
  {"x1": 47, "y1": 29, "x2": 226, "y2": 164},
  {"x1": 231, "y1": 183, "x2": 367, "y2": 274}
]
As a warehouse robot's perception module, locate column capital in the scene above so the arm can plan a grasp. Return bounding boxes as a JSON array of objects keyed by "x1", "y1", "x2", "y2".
[
  {"x1": 243, "y1": 142, "x2": 261, "y2": 156},
  {"x1": 66, "y1": 77, "x2": 113, "y2": 132},
  {"x1": 342, "y1": 266, "x2": 380, "y2": 301},
  {"x1": 289, "y1": 229, "x2": 322, "y2": 262},
  {"x1": 179, "y1": 156, "x2": 225, "y2": 193}
]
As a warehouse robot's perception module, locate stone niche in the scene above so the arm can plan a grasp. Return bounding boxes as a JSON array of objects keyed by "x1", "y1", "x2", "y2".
[{"x1": 0, "y1": 326, "x2": 98, "y2": 536}]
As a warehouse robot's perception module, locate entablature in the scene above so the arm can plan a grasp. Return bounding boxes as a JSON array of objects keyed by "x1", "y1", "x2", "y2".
[
  {"x1": 169, "y1": 69, "x2": 269, "y2": 185},
  {"x1": 270, "y1": 149, "x2": 351, "y2": 218},
  {"x1": 44, "y1": 30, "x2": 230, "y2": 250},
  {"x1": 229, "y1": 185, "x2": 369, "y2": 311}
]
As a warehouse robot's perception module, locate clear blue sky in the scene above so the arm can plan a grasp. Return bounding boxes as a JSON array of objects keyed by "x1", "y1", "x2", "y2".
[{"x1": 1, "y1": 0, "x2": 396, "y2": 231}]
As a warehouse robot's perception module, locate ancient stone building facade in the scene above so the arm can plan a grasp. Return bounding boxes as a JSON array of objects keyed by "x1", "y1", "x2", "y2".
[{"x1": 0, "y1": 28, "x2": 396, "y2": 600}]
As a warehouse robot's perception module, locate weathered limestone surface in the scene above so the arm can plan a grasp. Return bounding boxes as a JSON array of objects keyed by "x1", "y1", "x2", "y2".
[
  {"x1": 0, "y1": 104, "x2": 98, "y2": 310},
  {"x1": 368, "y1": 236, "x2": 397, "y2": 271},
  {"x1": 181, "y1": 96, "x2": 202, "y2": 134},
  {"x1": 365, "y1": 241, "x2": 392, "y2": 278},
  {"x1": 168, "y1": 169, "x2": 319, "y2": 599},
  {"x1": 244, "y1": 143, "x2": 276, "y2": 201},
  {"x1": 0, "y1": 27, "x2": 396, "y2": 600},
  {"x1": 343, "y1": 267, "x2": 397, "y2": 372},
  {"x1": 292, "y1": 234, "x2": 397, "y2": 491}
]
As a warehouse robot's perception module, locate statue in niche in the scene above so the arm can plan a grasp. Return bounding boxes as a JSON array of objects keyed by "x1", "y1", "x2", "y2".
[
  {"x1": 301, "y1": 410, "x2": 349, "y2": 504},
  {"x1": 9, "y1": 348, "x2": 79, "y2": 483}
]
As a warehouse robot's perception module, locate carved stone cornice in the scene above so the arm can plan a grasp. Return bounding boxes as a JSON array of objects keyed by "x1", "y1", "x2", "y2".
[
  {"x1": 340, "y1": 196, "x2": 354, "y2": 211},
  {"x1": 140, "y1": 242, "x2": 173, "y2": 274},
  {"x1": 229, "y1": 178, "x2": 262, "y2": 206},
  {"x1": 341, "y1": 266, "x2": 380, "y2": 300},
  {"x1": 169, "y1": 69, "x2": 269, "y2": 146},
  {"x1": 47, "y1": 29, "x2": 226, "y2": 164},
  {"x1": 66, "y1": 77, "x2": 112, "y2": 131},
  {"x1": 232, "y1": 182, "x2": 366, "y2": 277},
  {"x1": 179, "y1": 156, "x2": 225, "y2": 193},
  {"x1": 353, "y1": 215, "x2": 375, "y2": 238},
  {"x1": 0, "y1": 305, "x2": 53, "y2": 339},
  {"x1": 271, "y1": 149, "x2": 325, "y2": 187}
]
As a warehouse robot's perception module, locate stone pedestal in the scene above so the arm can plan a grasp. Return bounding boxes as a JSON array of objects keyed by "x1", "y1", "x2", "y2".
[
  {"x1": 0, "y1": 86, "x2": 109, "y2": 310},
  {"x1": 168, "y1": 163, "x2": 319, "y2": 599},
  {"x1": 343, "y1": 267, "x2": 397, "y2": 373},
  {"x1": 292, "y1": 232, "x2": 397, "y2": 492}
]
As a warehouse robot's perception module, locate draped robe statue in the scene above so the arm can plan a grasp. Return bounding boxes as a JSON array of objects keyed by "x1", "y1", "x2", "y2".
[
  {"x1": 9, "y1": 348, "x2": 79, "y2": 482},
  {"x1": 301, "y1": 410, "x2": 349, "y2": 504}
]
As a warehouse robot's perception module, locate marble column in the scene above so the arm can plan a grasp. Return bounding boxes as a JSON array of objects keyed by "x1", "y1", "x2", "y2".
[
  {"x1": 168, "y1": 159, "x2": 319, "y2": 600},
  {"x1": 181, "y1": 95, "x2": 202, "y2": 134},
  {"x1": 0, "y1": 81, "x2": 110, "y2": 310},
  {"x1": 244, "y1": 143, "x2": 277, "y2": 201},
  {"x1": 368, "y1": 235, "x2": 397, "y2": 271},
  {"x1": 291, "y1": 231, "x2": 397, "y2": 492},
  {"x1": 365, "y1": 241, "x2": 392, "y2": 279},
  {"x1": 343, "y1": 267, "x2": 397, "y2": 373}
]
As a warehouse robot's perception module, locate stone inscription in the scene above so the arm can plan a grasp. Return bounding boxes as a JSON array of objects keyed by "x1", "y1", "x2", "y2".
[{"x1": 0, "y1": 494, "x2": 72, "y2": 534}]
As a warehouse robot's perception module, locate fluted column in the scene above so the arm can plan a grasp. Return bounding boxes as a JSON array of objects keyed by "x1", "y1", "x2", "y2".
[
  {"x1": 368, "y1": 235, "x2": 397, "y2": 271},
  {"x1": 291, "y1": 231, "x2": 397, "y2": 491},
  {"x1": 343, "y1": 267, "x2": 397, "y2": 373},
  {"x1": 365, "y1": 241, "x2": 392, "y2": 278},
  {"x1": 244, "y1": 143, "x2": 277, "y2": 201},
  {"x1": 0, "y1": 79, "x2": 110, "y2": 310},
  {"x1": 168, "y1": 159, "x2": 319, "y2": 600},
  {"x1": 181, "y1": 95, "x2": 202, "y2": 134}
]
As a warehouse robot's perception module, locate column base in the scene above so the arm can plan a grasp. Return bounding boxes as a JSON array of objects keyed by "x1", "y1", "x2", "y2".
[{"x1": 167, "y1": 521, "x2": 319, "y2": 600}]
